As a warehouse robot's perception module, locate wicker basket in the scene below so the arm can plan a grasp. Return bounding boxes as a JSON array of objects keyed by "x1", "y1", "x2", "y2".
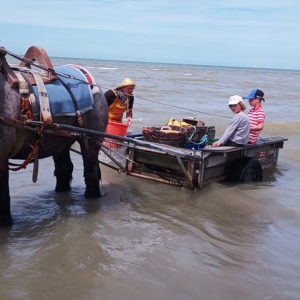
[
  {"x1": 142, "y1": 126, "x2": 189, "y2": 147},
  {"x1": 142, "y1": 124, "x2": 216, "y2": 147}
]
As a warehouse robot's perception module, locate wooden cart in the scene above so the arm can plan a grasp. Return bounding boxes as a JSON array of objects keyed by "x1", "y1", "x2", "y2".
[{"x1": 102, "y1": 135, "x2": 287, "y2": 189}]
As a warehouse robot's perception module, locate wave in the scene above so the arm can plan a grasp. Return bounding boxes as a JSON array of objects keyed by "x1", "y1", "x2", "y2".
[
  {"x1": 266, "y1": 120, "x2": 300, "y2": 133},
  {"x1": 264, "y1": 121, "x2": 300, "y2": 149},
  {"x1": 98, "y1": 67, "x2": 119, "y2": 70}
]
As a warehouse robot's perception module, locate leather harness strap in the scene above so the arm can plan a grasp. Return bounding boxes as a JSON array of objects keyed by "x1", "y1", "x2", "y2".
[
  {"x1": 32, "y1": 72, "x2": 53, "y2": 124},
  {"x1": 14, "y1": 72, "x2": 29, "y2": 94},
  {"x1": 14, "y1": 71, "x2": 40, "y2": 178},
  {"x1": 56, "y1": 76, "x2": 84, "y2": 127},
  {"x1": 0, "y1": 114, "x2": 80, "y2": 138},
  {"x1": 0, "y1": 113, "x2": 79, "y2": 173},
  {"x1": 9, "y1": 143, "x2": 40, "y2": 172},
  {"x1": 55, "y1": 67, "x2": 95, "y2": 150},
  {"x1": 22, "y1": 73, "x2": 38, "y2": 121},
  {"x1": 8, "y1": 72, "x2": 30, "y2": 158}
]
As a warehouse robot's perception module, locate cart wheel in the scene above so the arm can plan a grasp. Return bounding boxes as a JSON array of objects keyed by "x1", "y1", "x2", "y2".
[{"x1": 229, "y1": 157, "x2": 263, "y2": 183}]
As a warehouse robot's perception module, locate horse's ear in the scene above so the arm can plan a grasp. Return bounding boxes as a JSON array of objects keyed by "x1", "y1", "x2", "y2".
[{"x1": 19, "y1": 46, "x2": 57, "y2": 83}]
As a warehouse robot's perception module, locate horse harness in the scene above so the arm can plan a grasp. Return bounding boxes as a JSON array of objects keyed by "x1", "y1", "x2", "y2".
[{"x1": 0, "y1": 47, "x2": 91, "y2": 177}]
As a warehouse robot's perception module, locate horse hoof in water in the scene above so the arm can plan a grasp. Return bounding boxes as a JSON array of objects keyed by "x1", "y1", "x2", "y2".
[
  {"x1": 85, "y1": 188, "x2": 101, "y2": 198},
  {"x1": 55, "y1": 183, "x2": 72, "y2": 193}
]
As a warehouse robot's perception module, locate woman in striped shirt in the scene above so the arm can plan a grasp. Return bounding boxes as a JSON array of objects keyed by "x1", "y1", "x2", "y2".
[{"x1": 243, "y1": 89, "x2": 265, "y2": 144}]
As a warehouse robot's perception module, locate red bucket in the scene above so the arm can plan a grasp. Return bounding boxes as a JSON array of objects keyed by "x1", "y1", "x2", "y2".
[{"x1": 103, "y1": 121, "x2": 128, "y2": 148}]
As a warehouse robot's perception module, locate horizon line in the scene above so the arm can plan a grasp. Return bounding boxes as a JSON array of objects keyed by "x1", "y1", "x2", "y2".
[
  {"x1": 48, "y1": 56, "x2": 300, "y2": 72},
  {"x1": 6, "y1": 52, "x2": 300, "y2": 72}
]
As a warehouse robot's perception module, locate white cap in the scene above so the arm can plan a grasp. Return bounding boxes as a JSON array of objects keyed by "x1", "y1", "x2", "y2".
[{"x1": 228, "y1": 94, "x2": 243, "y2": 106}]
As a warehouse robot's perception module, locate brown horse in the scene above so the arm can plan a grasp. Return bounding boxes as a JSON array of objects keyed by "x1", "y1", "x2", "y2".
[{"x1": 0, "y1": 47, "x2": 108, "y2": 226}]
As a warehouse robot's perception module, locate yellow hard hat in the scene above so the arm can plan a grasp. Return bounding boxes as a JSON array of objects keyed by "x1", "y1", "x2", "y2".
[{"x1": 116, "y1": 77, "x2": 136, "y2": 89}]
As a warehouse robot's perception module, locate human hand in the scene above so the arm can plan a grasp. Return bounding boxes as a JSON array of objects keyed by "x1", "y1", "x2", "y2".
[
  {"x1": 127, "y1": 117, "x2": 132, "y2": 126},
  {"x1": 212, "y1": 141, "x2": 222, "y2": 147}
]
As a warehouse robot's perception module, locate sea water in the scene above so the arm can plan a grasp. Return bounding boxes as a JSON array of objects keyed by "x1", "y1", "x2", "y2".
[{"x1": 1, "y1": 56, "x2": 300, "y2": 300}]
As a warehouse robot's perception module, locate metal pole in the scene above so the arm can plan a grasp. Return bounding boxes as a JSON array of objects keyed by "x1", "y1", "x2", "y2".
[{"x1": 26, "y1": 120, "x2": 203, "y2": 161}]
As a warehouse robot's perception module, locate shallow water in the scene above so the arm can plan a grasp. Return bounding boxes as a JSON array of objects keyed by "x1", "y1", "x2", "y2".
[{"x1": 1, "y1": 57, "x2": 300, "y2": 300}]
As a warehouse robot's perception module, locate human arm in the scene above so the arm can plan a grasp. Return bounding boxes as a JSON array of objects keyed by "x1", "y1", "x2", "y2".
[
  {"x1": 104, "y1": 89, "x2": 117, "y2": 107},
  {"x1": 250, "y1": 122, "x2": 264, "y2": 131},
  {"x1": 249, "y1": 106, "x2": 265, "y2": 132},
  {"x1": 126, "y1": 109, "x2": 133, "y2": 126},
  {"x1": 126, "y1": 96, "x2": 134, "y2": 125},
  {"x1": 216, "y1": 115, "x2": 241, "y2": 146}
]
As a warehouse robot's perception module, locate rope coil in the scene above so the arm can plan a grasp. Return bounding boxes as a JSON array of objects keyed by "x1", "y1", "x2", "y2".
[{"x1": 185, "y1": 125, "x2": 210, "y2": 146}]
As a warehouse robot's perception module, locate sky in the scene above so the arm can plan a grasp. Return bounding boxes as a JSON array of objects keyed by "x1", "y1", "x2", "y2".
[{"x1": 1, "y1": 0, "x2": 300, "y2": 70}]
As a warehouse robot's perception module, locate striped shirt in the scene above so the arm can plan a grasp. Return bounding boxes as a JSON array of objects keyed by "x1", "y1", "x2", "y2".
[{"x1": 248, "y1": 106, "x2": 265, "y2": 143}]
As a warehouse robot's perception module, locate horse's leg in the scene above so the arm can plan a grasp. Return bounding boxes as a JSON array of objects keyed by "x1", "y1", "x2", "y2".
[
  {"x1": 79, "y1": 140, "x2": 101, "y2": 198},
  {"x1": 53, "y1": 146, "x2": 73, "y2": 192},
  {"x1": 0, "y1": 160, "x2": 13, "y2": 226},
  {"x1": 0, "y1": 73, "x2": 20, "y2": 225}
]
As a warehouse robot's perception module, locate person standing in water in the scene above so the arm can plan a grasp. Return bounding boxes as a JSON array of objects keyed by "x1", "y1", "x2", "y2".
[
  {"x1": 212, "y1": 95, "x2": 250, "y2": 147},
  {"x1": 104, "y1": 78, "x2": 136, "y2": 125}
]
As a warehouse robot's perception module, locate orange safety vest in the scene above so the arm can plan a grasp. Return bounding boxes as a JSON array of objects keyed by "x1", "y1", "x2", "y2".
[{"x1": 108, "y1": 90, "x2": 130, "y2": 123}]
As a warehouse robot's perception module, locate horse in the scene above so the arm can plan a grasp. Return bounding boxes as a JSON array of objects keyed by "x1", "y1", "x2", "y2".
[{"x1": 0, "y1": 47, "x2": 108, "y2": 226}]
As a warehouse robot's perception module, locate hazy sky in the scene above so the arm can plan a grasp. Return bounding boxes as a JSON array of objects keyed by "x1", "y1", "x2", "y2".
[{"x1": 1, "y1": 0, "x2": 300, "y2": 70}]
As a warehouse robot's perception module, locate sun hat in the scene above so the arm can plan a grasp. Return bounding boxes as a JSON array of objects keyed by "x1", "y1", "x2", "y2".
[
  {"x1": 227, "y1": 94, "x2": 244, "y2": 106},
  {"x1": 243, "y1": 89, "x2": 265, "y2": 101},
  {"x1": 116, "y1": 77, "x2": 136, "y2": 89}
]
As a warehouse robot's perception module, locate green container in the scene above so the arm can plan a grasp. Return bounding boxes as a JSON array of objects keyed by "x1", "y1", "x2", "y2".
[{"x1": 208, "y1": 138, "x2": 219, "y2": 145}]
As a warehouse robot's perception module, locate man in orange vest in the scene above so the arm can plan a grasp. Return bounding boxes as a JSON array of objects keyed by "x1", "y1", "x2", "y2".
[{"x1": 104, "y1": 78, "x2": 136, "y2": 125}]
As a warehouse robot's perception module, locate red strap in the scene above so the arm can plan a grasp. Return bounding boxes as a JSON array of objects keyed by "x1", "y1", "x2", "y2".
[{"x1": 69, "y1": 64, "x2": 93, "y2": 86}]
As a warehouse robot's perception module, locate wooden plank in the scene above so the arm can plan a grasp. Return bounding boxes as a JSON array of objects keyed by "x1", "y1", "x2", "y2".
[
  {"x1": 175, "y1": 155, "x2": 194, "y2": 188},
  {"x1": 127, "y1": 147, "x2": 136, "y2": 172},
  {"x1": 244, "y1": 145, "x2": 276, "y2": 161},
  {"x1": 256, "y1": 136, "x2": 288, "y2": 144},
  {"x1": 134, "y1": 150, "x2": 186, "y2": 171},
  {"x1": 128, "y1": 172, "x2": 189, "y2": 187},
  {"x1": 204, "y1": 154, "x2": 228, "y2": 168},
  {"x1": 202, "y1": 136, "x2": 288, "y2": 155},
  {"x1": 187, "y1": 158, "x2": 195, "y2": 187},
  {"x1": 203, "y1": 165, "x2": 227, "y2": 181}
]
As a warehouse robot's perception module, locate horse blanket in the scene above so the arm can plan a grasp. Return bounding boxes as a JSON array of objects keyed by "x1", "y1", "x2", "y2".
[{"x1": 28, "y1": 65, "x2": 94, "y2": 117}]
